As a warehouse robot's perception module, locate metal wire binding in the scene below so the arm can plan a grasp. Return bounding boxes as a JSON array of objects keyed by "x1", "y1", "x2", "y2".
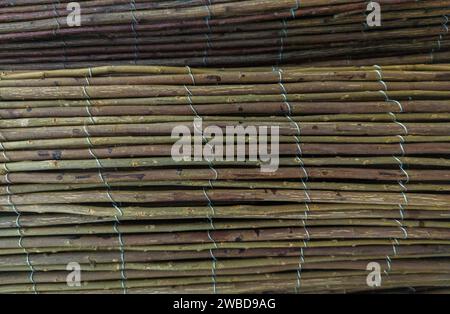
[
  {"x1": 52, "y1": 1, "x2": 68, "y2": 68},
  {"x1": 434, "y1": 15, "x2": 448, "y2": 52},
  {"x1": 4, "y1": 165, "x2": 37, "y2": 294},
  {"x1": 430, "y1": 15, "x2": 449, "y2": 62},
  {"x1": 274, "y1": 67, "x2": 311, "y2": 293},
  {"x1": 130, "y1": 0, "x2": 139, "y2": 64},
  {"x1": 374, "y1": 65, "x2": 409, "y2": 275},
  {"x1": 291, "y1": 0, "x2": 300, "y2": 19},
  {"x1": 52, "y1": 1, "x2": 61, "y2": 37},
  {"x1": 0, "y1": 141, "x2": 10, "y2": 162},
  {"x1": 204, "y1": 188, "x2": 218, "y2": 294},
  {"x1": 278, "y1": 19, "x2": 288, "y2": 65},
  {"x1": 184, "y1": 87, "x2": 219, "y2": 189},
  {"x1": 83, "y1": 78, "x2": 128, "y2": 293},
  {"x1": 203, "y1": 0, "x2": 212, "y2": 66},
  {"x1": 186, "y1": 66, "x2": 196, "y2": 85},
  {"x1": 184, "y1": 82, "x2": 219, "y2": 293},
  {"x1": 51, "y1": 1, "x2": 68, "y2": 64}
]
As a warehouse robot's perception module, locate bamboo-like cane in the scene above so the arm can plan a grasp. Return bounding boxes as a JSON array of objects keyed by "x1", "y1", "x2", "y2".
[{"x1": 1, "y1": 8, "x2": 450, "y2": 292}]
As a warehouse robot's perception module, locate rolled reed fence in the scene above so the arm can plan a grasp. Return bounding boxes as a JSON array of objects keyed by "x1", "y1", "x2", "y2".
[
  {"x1": 0, "y1": 0, "x2": 450, "y2": 70},
  {"x1": 0, "y1": 64, "x2": 449, "y2": 293}
]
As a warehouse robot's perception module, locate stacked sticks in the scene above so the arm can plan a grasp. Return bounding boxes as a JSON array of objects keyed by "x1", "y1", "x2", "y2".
[
  {"x1": 0, "y1": 0, "x2": 450, "y2": 70},
  {"x1": 0, "y1": 64, "x2": 449, "y2": 293}
]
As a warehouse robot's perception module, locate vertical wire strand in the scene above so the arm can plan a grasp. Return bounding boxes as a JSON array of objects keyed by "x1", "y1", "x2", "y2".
[
  {"x1": 4, "y1": 165, "x2": 37, "y2": 294},
  {"x1": 274, "y1": 67, "x2": 311, "y2": 293},
  {"x1": 184, "y1": 74, "x2": 219, "y2": 294},
  {"x1": 374, "y1": 65, "x2": 409, "y2": 277},
  {"x1": 82, "y1": 76, "x2": 128, "y2": 293},
  {"x1": 130, "y1": 0, "x2": 140, "y2": 64},
  {"x1": 203, "y1": 0, "x2": 212, "y2": 67}
]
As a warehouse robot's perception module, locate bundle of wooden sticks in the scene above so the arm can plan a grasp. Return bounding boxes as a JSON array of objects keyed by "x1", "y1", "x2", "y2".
[
  {"x1": 0, "y1": 64, "x2": 449, "y2": 293},
  {"x1": 1, "y1": 0, "x2": 450, "y2": 70}
]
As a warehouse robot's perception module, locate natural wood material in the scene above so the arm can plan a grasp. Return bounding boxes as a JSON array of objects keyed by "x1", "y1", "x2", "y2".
[{"x1": 0, "y1": 29, "x2": 449, "y2": 293}]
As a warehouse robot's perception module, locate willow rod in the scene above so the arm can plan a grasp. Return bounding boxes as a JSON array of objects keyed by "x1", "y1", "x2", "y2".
[
  {"x1": 2, "y1": 122, "x2": 449, "y2": 141},
  {"x1": 1, "y1": 145, "x2": 449, "y2": 163},
  {"x1": 2, "y1": 135, "x2": 450, "y2": 151},
  {"x1": 1, "y1": 189, "x2": 450, "y2": 207},
  {"x1": 1, "y1": 203, "x2": 447, "y2": 218},
  {"x1": 2, "y1": 181, "x2": 450, "y2": 196}
]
